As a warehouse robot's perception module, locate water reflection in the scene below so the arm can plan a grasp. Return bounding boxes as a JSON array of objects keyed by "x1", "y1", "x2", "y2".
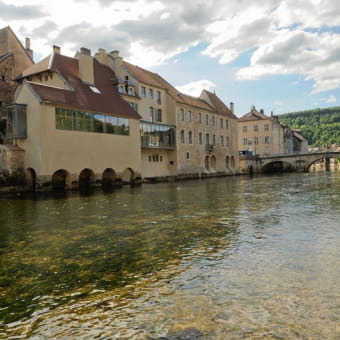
[{"x1": 0, "y1": 173, "x2": 340, "y2": 339}]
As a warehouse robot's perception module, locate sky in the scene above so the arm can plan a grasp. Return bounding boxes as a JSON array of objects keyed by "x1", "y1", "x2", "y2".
[{"x1": 1, "y1": 0, "x2": 340, "y2": 117}]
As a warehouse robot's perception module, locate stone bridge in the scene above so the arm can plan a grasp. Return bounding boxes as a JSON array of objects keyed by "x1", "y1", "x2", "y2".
[{"x1": 242, "y1": 151, "x2": 340, "y2": 173}]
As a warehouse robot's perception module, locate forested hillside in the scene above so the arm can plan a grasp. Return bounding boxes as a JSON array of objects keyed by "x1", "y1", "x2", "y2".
[{"x1": 279, "y1": 107, "x2": 340, "y2": 147}]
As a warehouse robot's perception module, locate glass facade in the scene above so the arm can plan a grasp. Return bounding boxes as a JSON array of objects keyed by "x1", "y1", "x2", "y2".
[
  {"x1": 6, "y1": 104, "x2": 27, "y2": 139},
  {"x1": 55, "y1": 108, "x2": 129, "y2": 135},
  {"x1": 140, "y1": 121, "x2": 176, "y2": 149}
]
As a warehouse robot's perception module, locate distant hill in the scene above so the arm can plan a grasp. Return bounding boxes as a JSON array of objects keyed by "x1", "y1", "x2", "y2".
[{"x1": 279, "y1": 107, "x2": 340, "y2": 147}]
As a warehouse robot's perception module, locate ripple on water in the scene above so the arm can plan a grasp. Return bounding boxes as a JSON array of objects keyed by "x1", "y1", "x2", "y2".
[{"x1": 0, "y1": 173, "x2": 340, "y2": 339}]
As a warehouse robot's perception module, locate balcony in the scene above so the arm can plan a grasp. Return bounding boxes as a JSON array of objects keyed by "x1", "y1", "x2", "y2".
[
  {"x1": 206, "y1": 144, "x2": 214, "y2": 152},
  {"x1": 140, "y1": 121, "x2": 176, "y2": 149}
]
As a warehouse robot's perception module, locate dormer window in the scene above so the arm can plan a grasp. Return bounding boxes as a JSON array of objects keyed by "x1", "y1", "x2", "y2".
[
  {"x1": 90, "y1": 86, "x2": 101, "y2": 94},
  {"x1": 118, "y1": 85, "x2": 125, "y2": 94}
]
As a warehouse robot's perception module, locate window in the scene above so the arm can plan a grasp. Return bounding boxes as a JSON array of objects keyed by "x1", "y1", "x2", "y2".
[
  {"x1": 243, "y1": 126, "x2": 247, "y2": 132},
  {"x1": 186, "y1": 152, "x2": 190, "y2": 160},
  {"x1": 205, "y1": 133, "x2": 210, "y2": 145},
  {"x1": 180, "y1": 108, "x2": 184, "y2": 121},
  {"x1": 243, "y1": 138, "x2": 248, "y2": 145},
  {"x1": 213, "y1": 134, "x2": 216, "y2": 145},
  {"x1": 254, "y1": 124, "x2": 258, "y2": 132},
  {"x1": 188, "y1": 110, "x2": 192, "y2": 122},
  {"x1": 90, "y1": 86, "x2": 101, "y2": 94},
  {"x1": 226, "y1": 120, "x2": 229, "y2": 129},
  {"x1": 157, "y1": 90, "x2": 161, "y2": 104},
  {"x1": 140, "y1": 122, "x2": 175, "y2": 148},
  {"x1": 141, "y1": 86, "x2": 146, "y2": 97},
  {"x1": 220, "y1": 118, "x2": 223, "y2": 128},
  {"x1": 212, "y1": 116, "x2": 215, "y2": 126},
  {"x1": 55, "y1": 108, "x2": 129, "y2": 135},
  {"x1": 118, "y1": 86, "x2": 125, "y2": 94},
  {"x1": 254, "y1": 136, "x2": 259, "y2": 144},
  {"x1": 188, "y1": 131, "x2": 193, "y2": 144},
  {"x1": 205, "y1": 114, "x2": 209, "y2": 125},
  {"x1": 220, "y1": 135, "x2": 224, "y2": 146},
  {"x1": 226, "y1": 136, "x2": 230, "y2": 147},
  {"x1": 264, "y1": 124, "x2": 269, "y2": 131},
  {"x1": 156, "y1": 109, "x2": 162, "y2": 122},
  {"x1": 93, "y1": 114, "x2": 105, "y2": 133},
  {"x1": 149, "y1": 107, "x2": 154, "y2": 122},
  {"x1": 264, "y1": 136, "x2": 270, "y2": 144},
  {"x1": 199, "y1": 132, "x2": 202, "y2": 144},
  {"x1": 6, "y1": 104, "x2": 27, "y2": 139},
  {"x1": 149, "y1": 88, "x2": 154, "y2": 99},
  {"x1": 198, "y1": 112, "x2": 202, "y2": 124},
  {"x1": 181, "y1": 130, "x2": 185, "y2": 144},
  {"x1": 127, "y1": 87, "x2": 134, "y2": 95},
  {"x1": 77, "y1": 111, "x2": 92, "y2": 132}
]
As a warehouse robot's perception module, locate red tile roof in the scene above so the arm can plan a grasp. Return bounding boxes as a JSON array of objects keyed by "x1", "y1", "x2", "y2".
[
  {"x1": 239, "y1": 109, "x2": 269, "y2": 122},
  {"x1": 124, "y1": 61, "x2": 215, "y2": 112},
  {"x1": 21, "y1": 53, "x2": 141, "y2": 119},
  {"x1": 202, "y1": 90, "x2": 238, "y2": 119}
]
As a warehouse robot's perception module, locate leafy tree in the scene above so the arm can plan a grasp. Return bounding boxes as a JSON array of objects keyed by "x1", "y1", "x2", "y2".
[{"x1": 279, "y1": 107, "x2": 340, "y2": 147}]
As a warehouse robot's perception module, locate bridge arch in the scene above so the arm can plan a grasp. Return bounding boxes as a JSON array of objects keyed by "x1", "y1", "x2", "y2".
[
  {"x1": 261, "y1": 161, "x2": 294, "y2": 173},
  {"x1": 259, "y1": 151, "x2": 340, "y2": 173}
]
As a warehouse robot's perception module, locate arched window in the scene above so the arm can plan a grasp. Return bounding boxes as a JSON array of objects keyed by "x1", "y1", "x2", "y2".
[
  {"x1": 205, "y1": 155, "x2": 209, "y2": 170},
  {"x1": 225, "y1": 156, "x2": 230, "y2": 169},
  {"x1": 211, "y1": 155, "x2": 216, "y2": 169}
]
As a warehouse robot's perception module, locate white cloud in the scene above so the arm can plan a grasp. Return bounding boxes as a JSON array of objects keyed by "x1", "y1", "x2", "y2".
[
  {"x1": 327, "y1": 95, "x2": 336, "y2": 103},
  {"x1": 176, "y1": 80, "x2": 216, "y2": 97},
  {"x1": 2, "y1": 0, "x2": 340, "y2": 95}
]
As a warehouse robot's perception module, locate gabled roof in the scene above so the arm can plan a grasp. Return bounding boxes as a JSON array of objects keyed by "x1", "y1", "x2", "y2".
[
  {"x1": 17, "y1": 54, "x2": 51, "y2": 79},
  {"x1": 0, "y1": 26, "x2": 34, "y2": 75},
  {"x1": 21, "y1": 53, "x2": 140, "y2": 120},
  {"x1": 239, "y1": 109, "x2": 269, "y2": 122},
  {"x1": 202, "y1": 90, "x2": 238, "y2": 119},
  {"x1": 123, "y1": 61, "x2": 167, "y2": 89},
  {"x1": 0, "y1": 52, "x2": 12, "y2": 63},
  {"x1": 123, "y1": 61, "x2": 215, "y2": 111}
]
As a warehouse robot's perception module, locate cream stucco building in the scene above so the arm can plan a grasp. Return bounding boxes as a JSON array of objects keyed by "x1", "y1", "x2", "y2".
[
  {"x1": 95, "y1": 49, "x2": 239, "y2": 180},
  {"x1": 6, "y1": 46, "x2": 142, "y2": 190},
  {"x1": 238, "y1": 107, "x2": 308, "y2": 157}
]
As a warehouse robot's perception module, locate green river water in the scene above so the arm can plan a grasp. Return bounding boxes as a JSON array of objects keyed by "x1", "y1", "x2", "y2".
[{"x1": 0, "y1": 173, "x2": 339, "y2": 339}]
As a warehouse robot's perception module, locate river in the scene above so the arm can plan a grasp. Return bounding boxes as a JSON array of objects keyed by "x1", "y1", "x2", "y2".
[{"x1": 0, "y1": 172, "x2": 339, "y2": 339}]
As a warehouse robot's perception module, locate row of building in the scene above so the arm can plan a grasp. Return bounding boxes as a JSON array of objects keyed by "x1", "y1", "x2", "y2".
[{"x1": 0, "y1": 26, "x2": 308, "y2": 191}]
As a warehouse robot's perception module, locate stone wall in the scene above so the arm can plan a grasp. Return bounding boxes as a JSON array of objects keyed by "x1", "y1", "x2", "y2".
[
  {"x1": 0, "y1": 54, "x2": 15, "y2": 119},
  {"x1": 0, "y1": 144, "x2": 25, "y2": 187}
]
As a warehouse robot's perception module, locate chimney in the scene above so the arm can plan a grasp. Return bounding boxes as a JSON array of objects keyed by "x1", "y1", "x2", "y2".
[
  {"x1": 109, "y1": 50, "x2": 123, "y2": 76},
  {"x1": 78, "y1": 47, "x2": 94, "y2": 85},
  {"x1": 260, "y1": 108, "x2": 264, "y2": 114},
  {"x1": 25, "y1": 37, "x2": 33, "y2": 60},
  {"x1": 230, "y1": 102, "x2": 234, "y2": 114},
  {"x1": 53, "y1": 45, "x2": 61, "y2": 54}
]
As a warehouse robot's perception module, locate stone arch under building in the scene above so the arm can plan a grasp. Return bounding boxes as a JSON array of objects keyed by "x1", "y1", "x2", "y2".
[
  {"x1": 102, "y1": 168, "x2": 116, "y2": 188},
  {"x1": 121, "y1": 168, "x2": 135, "y2": 184},
  {"x1": 25, "y1": 168, "x2": 36, "y2": 191},
  {"x1": 52, "y1": 169, "x2": 71, "y2": 190},
  {"x1": 79, "y1": 168, "x2": 95, "y2": 189}
]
